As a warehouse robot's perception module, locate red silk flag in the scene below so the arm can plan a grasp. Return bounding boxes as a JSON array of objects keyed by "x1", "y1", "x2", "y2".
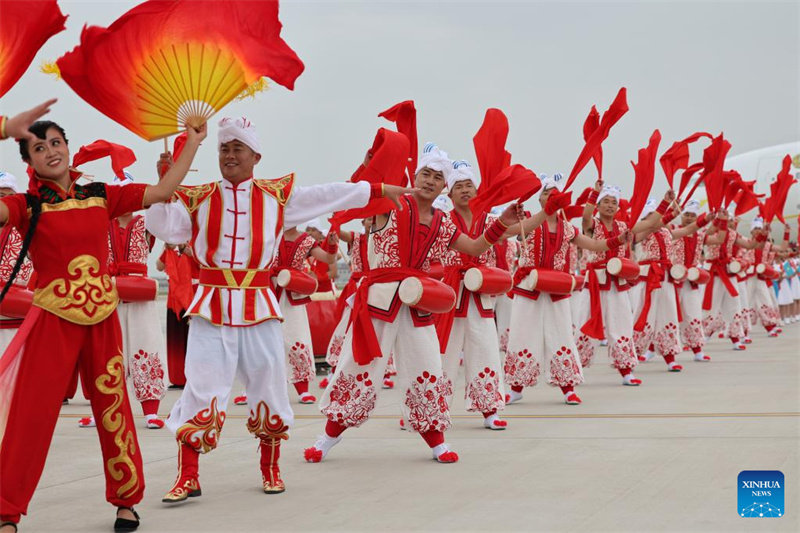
[
  {"x1": 328, "y1": 128, "x2": 410, "y2": 230},
  {"x1": 72, "y1": 140, "x2": 136, "y2": 179},
  {"x1": 378, "y1": 100, "x2": 418, "y2": 185},
  {"x1": 473, "y1": 108, "x2": 512, "y2": 193},
  {"x1": 722, "y1": 170, "x2": 744, "y2": 208},
  {"x1": 659, "y1": 132, "x2": 712, "y2": 188},
  {"x1": 764, "y1": 155, "x2": 797, "y2": 223},
  {"x1": 469, "y1": 164, "x2": 541, "y2": 217},
  {"x1": 628, "y1": 129, "x2": 662, "y2": 224},
  {"x1": 564, "y1": 87, "x2": 629, "y2": 192},
  {"x1": 582, "y1": 105, "x2": 602, "y2": 180},
  {"x1": 55, "y1": 0, "x2": 304, "y2": 141},
  {"x1": 0, "y1": 0, "x2": 67, "y2": 96},
  {"x1": 701, "y1": 134, "x2": 732, "y2": 212},
  {"x1": 678, "y1": 162, "x2": 704, "y2": 203}
]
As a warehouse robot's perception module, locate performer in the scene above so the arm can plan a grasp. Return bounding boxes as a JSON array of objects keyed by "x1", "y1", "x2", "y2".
[
  {"x1": 742, "y1": 218, "x2": 785, "y2": 336},
  {"x1": 730, "y1": 218, "x2": 754, "y2": 344},
  {"x1": 669, "y1": 200, "x2": 712, "y2": 361},
  {"x1": 0, "y1": 119, "x2": 204, "y2": 532},
  {"x1": 146, "y1": 117, "x2": 409, "y2": 500},
  {"x1": 0, "y1": 173, "x2": 33, "y2": 356},
  {"x1": 629, "y1": 196, "x2": 710, "y2": 369},
  {"x1": 579, "y1": 182, "x2": 651, "y2": 383},
  {"x1": 309, "y1": 143, "x2": 522, "y2": 464},
  {"x1": 78, "y1": 173, "x2": 168, "y2": 430},
  {"x1": 702, "y1": 210, "x2": 759, "y2": 349},
  {"x1": 437, "y1": 161, "x2": 507, "y2": 430},
  {"x1": 155, "y1": 242, "x2": 199, "y2": 388},
  {"x1": 272, "y1": 226, "x2": 337, "y2": 404},
  {"x1": 503, "y1": 174, "x2": 631, "y2": 406}
]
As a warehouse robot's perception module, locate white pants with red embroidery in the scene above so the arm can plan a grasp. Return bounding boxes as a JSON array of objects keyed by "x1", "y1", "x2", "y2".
[
  {"x1": 117, "y1": 301, "x2": 167, "y2": 403},
  {"x1": 503, "y1": 294, "x2": 584, "y2": 389},
  {"x1": 678, "y1": 284, "x2": 705, "y2": 351},
  {"x1": 441, "y1": 297, "x2": 506, "y2": 414},
  {"x1": 494, "y1": 294, "x2": 513, "y2": 357},
  {"x1": 570, "y1": 288, "x2": 595, "y2": 368},
  {"x1": 166, "y1": 317, "x2": 294, "y2": 452},
  {"x1": 319, "y1": 307, "x2": 451, "y2": 433},
  {"x1": 278, "y1": 294, "x2": 315, "y2": 385},
  {"x1": 733, "y1": 278, "x2": 752, "y2": 337},
  {"x1": 325, "y1": 307, "x2": 396, "y2": 375},
  {"x1": 597, "y1": 286, "x2": 638, "y2": 370},
  {"x1": 746, "y1": 277, "x2": 780, "y2": 329},
  {"x1": 630, "y1": 282, "x2": 681, "y2": 358},
  {"x1": 702, "y1": 276, "x2": 745, "y2": 340}
]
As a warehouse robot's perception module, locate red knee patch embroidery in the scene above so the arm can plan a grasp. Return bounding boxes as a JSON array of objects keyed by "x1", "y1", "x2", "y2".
[
  {"x1": 321, "y1": 372, "x2": 377, "y2": 428},
  {"x1": 405, "y1": 371, "x2": 452, "y2": 433}
]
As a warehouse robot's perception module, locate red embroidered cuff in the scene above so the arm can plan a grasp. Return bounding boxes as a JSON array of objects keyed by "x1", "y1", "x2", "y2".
[
  {"x1": 713, "y1": 218, "x2": 728, "y2": 230},
  {"x1": 784, "y1": 230, "x2": 791, "y2": 241},
  {"x1": 369, "y1": 183, "x2": 385, "y2": 200},
  {"x1": 483, "y1": 218, "x2": 509, "y2": 246},
  {"x1": 755, "y1": 233, "x2": 768, "y2": 243},
  {"x1": 662, "y1": 210, "x2": 678, "y2": 225},
  {"x1": 656, "y1": 199, "x2": 670, "y2": 215},
  {"x1": 322, "y1": 240, "x2": 338, "y2": 254},
  {"x1": 695, "y1": 213, "x2": 709, "y2": 228},
  {"x1": 587, "y1": 189, "x2": 599, "y2": 205}
]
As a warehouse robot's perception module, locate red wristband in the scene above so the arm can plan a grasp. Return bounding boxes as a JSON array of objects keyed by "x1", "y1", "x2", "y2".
[
  {"x1": 784, "y1": 230, "x2": 791, "y2": 241},
  {"x1": 662, "y1": 210, "x2": 678, "y2": 225},
  {"x1": 483, "y1": 218, "x2": 509, "y2": 246},
  {"x1": 755, "y1": 233, "x2": 767, "y2": 243},
  {"x1": 587, "y1": 189, "x2": 599, "y2": 205},
  {"x1": 605, "y1": 235, "x2": 623, "y2": 249},
  {"x1": 322, "y1": 240, "x2": 338, "y2": 254},
  {"x1": 713, "y1": 218, "x2": 727, "y2": 230},
  {"x1": 656, "y1": 199, "x2": 670, "y2": 216},
  {"x1": 695, "y1": 213, "x2": 708, "y2": 228},
  {"x1": 369, "y1": 183, "x2": 385, "y2": 200}
]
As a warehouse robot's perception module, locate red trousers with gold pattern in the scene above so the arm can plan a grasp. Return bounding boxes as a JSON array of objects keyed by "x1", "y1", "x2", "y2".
[{"x1": 0, "y1": 310, "x2": 145, "y2": 524}]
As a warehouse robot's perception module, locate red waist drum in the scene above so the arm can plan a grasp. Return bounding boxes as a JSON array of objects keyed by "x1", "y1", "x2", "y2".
[
  {"x1": 669, "y1": 264, "x2": 688, "y2": 281},
  {"x1": 115, "y1": 275, "x2": 158, "y2": 302},
  {"x1": 756, "y1": 264, "x2": 780, "y2": 280},
  {"x1": 464, "y1": 266, "x2": 513, "y2": 295},
  {"x1": 573, "y1": 273, "x2": 586, "y2": 291},
  {"x1": 277, "y1": 269, "x2": 318, "y2": 296},
  {"x1": 427, "y1": 262, "x2": 445, "y2": 281},
  {"x1": 527, "y1": 269, "x2": 576, "y2": 295},
  {"x1": 606, "y1": 257, "x2": 641, "y2": 280},
  {"x1": 398, "y1": 277, "x2": 456, "y2": 314},
  {"x1": 0, "y1": 285, "x2": 33, "y2": 318},
  {"x1": 687, "y1": 267, "x2": 711, "y2": 285}
]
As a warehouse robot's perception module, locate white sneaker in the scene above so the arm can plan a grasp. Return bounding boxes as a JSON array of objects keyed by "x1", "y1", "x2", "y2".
[
  {"x1": 599, "y1": 339, "x2": 608, "y2": 347},
  {"x1": 733, "y1": 343, "x2": 746, "y2": 351},
  {"x1": 78, "y1": 416, "x2": 96, "y2": 428},
  {"x1": 642, "y1": 350, "x2": 657, "y2": 362},
  {"x1": 505, "y1": 390, "x2": 523, "y2": 404},
  {"x1": 693, "y1": 352, "x2": 711, "y2": 362},
  {"x1": 483, "y1": 413, "x2": 508, "y2": 430},
  {"x1": 622, "y1": 374, "x2": 642, "y2": 386},
  {"x1": 431, "y1": 443, "x2": 459, "y2": 463},
  {"x1": 303, "y1": 433, "x2": 342, "y2": 463}
]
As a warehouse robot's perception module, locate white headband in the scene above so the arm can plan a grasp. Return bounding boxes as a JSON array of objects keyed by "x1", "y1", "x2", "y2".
[
  {"x1": 218, "y1": 116, "x2": 261, "y2": 155},
  {"x1": 0, "y1": 172, "x2": 20, "y2": 193},
  {"x1": 415, "y1": 142, "x2": 452, "y2": 179},
  {"x1": 683, "y1": 199, "x2": 701, "y2": 215},
  {"x1": 305, "y1": 218, "x2": 329, "y2": 233},
  {"x1": 112, "y1": 170, "x2": 135, "y2": 186},
  {"x1": 539, "y1": 172, "x2": 565, "y2": 195},
  {"x1": 639, "y1": 197, "x2": 658, "y2": 221},
  {"x1": 432, "y1": 194, "x2": 452, "y2": 212},
  {"x1": 751, "y1": 216, "x2": 764, "y2": 230},
  {"x1": 447, "y1": 160, "x2": 478, "y2": 191},
  {"x1": 597, "y1": 185, "x2": 621, "y2": 203}
]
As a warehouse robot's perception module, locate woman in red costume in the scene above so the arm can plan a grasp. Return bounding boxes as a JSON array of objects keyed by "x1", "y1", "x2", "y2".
[{"x1": 0, "y1": 119, "x2": 205, "y2": 532}]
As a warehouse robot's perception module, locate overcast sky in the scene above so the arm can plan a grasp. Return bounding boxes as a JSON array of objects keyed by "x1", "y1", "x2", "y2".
[{"x1": 1, "y1": 0, "x2": 798, "y2": 201}]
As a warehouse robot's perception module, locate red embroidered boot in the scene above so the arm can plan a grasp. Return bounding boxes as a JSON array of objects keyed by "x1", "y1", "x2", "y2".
[
  {"x1": 260, "y1": 437, "x2": 285, "y2": 494},
  {"x1": 162, "y1": 442, "x2": 201, "y2": 503}
]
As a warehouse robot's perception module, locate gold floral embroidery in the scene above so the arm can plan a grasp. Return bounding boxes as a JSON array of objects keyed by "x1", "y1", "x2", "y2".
[
  {"x1": 96, "y1": 354, "x2": 140, "y2": 500},
  {"x1": 253, "y1": 174, "x2": 294, "y2": 206},
  {"x1": 176, "y1": 397, "x2": 226, "y2": 453},
  {"x1": 33, "y1": 254, "x2": 118, "y2": 325},
  {"x1": 246, "y1": 401, "x2": 289, "y2": 440}
]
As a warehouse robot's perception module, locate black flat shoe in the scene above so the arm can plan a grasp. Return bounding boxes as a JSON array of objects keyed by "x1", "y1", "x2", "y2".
[
  {"x1": 114, "y1": 507, "x2": 140, "y2": 531},
  {"x1": 168, "y1": 384, "x2": 185, "y2": 390}
]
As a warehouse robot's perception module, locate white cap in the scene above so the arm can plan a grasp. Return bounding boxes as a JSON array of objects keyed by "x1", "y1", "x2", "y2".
[
  {"x1": 415, "y1": 142, "x2": 452, "y2": 179},
  {"x1": 305, "y1": 218, "x2": 329, "y2": 233},
  {"x1": 683, "y1": 199, "x2": 701, "y2": 215},
  {"x1": 432, "y1": 194, "x2": 452, "y2": 212},
  {"x1": 447, "y1": 160, "x2": 478, "y2": 191},
  {"x1": 539, "y1": 172, "x2": 565, "y2": 195},
  {"x1": 751, "y1": 216, "x2": 764, "y2": 230},
  {"x1": 218, "y1": 116, "x2": 261, "y2": 154},
  {"x1": 597, "y1": 185, "x2": 621, "y2": 203},
  {"x1": 112, "y1": 170, "x2": 135, "y2": 186},
  {"x1": 0, "y1": 172, "x2": 20, "y2": 193},
  {"x1": 639, "y1": 197, "x2": 658, "y2": 221}
]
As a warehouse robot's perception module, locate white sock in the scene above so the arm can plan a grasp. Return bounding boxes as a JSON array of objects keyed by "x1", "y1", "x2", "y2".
[
  {"x1": 431, "y1": 443, "x2": 451, "y2": 459},
  {"x1": 312, "y1": 433, "x2": 342, "y2": 459},
  {"x1": 506, "y1": 390, "x2": 523, "y2": 404},
  {"x1": 623, "y1": 373, "x2": 638, "y2": 384},
  {"x1": 145, "y1": 414, "x2": 158, "y2": 421},
  {"x1": 483, "y1": 413, "x2": 504, "y2": 429}
]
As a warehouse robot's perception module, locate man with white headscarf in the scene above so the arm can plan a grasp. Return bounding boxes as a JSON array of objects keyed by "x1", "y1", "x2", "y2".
[
  {"x1": 668, "y1": 199, "x2": 712, "y2": 361},
  {"x1": 78, "y1": 172, "x2": 168, "y2": 430},
  {"x1": 630, "y1": 192, "x2": 711, "y2": 370},
  {"x1": 504, "y1": 174, "x2": 631, "y2": 406},
  {"x1": 740, "y1": 217, "x2": 787, "y2": 337},
  {"x1": 146, "y1": 116, "x2": 410, "y2": 499},
  {"x1": 579, "y1": 181, "x2": 655, "y2": 384},
  {"x1": 436, "y1": 160, "x2": 507, "y2": 430},
  {"x1": 0, "y1": 173, "x2": 33, "y2": 356},
  {"x1": 311, "y1": 143, "x2": 522, "y2": 464},
  {"x1": 702, "y1": 209, "x2": 760, "y2": 350}
]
